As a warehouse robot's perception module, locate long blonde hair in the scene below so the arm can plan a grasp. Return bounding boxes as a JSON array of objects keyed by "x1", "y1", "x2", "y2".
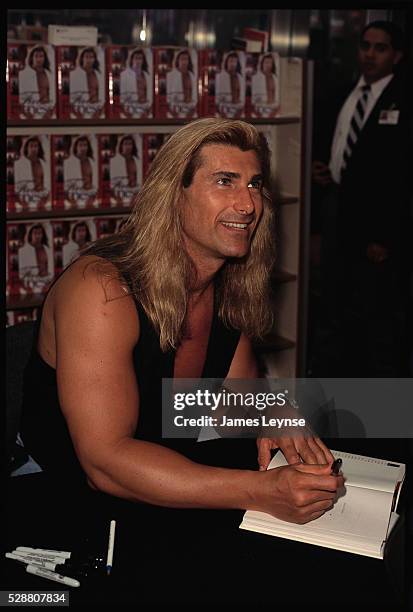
[{"x1": 84, "y1": 118, "x2": 276, "y2": 350}]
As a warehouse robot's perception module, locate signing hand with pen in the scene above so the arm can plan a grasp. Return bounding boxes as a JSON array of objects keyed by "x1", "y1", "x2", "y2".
[{"x1": 252, "y1": 460, "x2": 344, "y2": 524}]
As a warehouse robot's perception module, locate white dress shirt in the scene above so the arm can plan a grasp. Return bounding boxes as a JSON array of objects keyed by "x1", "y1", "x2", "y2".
[{"x1": 329, "y1": 74, "x2": 393, "y2": 184}]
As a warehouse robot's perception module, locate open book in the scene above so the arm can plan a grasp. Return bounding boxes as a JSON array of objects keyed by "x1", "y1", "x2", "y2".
[{"x1": 240, "y1": 450, "x2": 405, "y2": 559}]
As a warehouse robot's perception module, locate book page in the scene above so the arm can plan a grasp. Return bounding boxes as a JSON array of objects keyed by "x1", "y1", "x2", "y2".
[
  {"x1": 327, "y1": 450, "x2": 405, "y2": 493},
  {"x1": 243, "y1": 485, "x2": 393, "y2": 544},
  {"x1": 267, "y1": 450, "x2": 405, "y2": 493}
]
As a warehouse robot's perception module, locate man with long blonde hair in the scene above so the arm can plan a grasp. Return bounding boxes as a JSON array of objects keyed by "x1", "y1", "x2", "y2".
[{"x1": 20, "y1": 118, "x2": 341, "y2": 601}]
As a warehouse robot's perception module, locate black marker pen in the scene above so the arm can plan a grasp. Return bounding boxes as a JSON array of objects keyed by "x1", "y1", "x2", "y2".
[{"x1": 331, "y1": 458, "x2": 342, "y2": 475}]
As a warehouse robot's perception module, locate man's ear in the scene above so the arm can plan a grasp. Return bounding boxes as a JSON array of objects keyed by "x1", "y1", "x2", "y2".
[{"x1": 393, "y1": 50, "x2": 403, "y2": 66}]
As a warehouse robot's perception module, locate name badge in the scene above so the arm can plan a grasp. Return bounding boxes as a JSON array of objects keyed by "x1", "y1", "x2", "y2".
[{"x1": 379, "y1": 109, "x2": 399, "y2": 125}]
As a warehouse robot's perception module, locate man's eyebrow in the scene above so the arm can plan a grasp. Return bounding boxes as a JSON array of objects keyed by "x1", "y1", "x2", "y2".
[
  {"x1": 211, "y1": 171, "x2": 241, "y2": 178},
  {"x1": 250, "y1": 173, "x2": 263, "y2": 182},
  {"x1": 211, "y1": 171, "x2": 263, "y2": 181}
]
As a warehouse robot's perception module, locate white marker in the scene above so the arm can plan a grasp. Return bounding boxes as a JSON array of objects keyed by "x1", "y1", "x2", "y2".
[
  {"x1": 16, "y1": 547, "x2": 71, "y2": 559},
  {"x1": 6, "y1": 552, "x2": 57, "y2": 571},
  {"x1": 11, "y1": 550, "x2": 65, "y2": 564},
  {"x1": 106, "y1": 520, "x2": 116, "y2": 575},
  {"x1": 26, "y1": 564, "x2": 80, "y2": 588}
]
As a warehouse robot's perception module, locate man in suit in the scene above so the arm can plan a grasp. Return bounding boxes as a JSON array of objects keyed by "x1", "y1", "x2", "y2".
[{"x1": 310, "y1": 21, "x2": 411, "y2": 377}]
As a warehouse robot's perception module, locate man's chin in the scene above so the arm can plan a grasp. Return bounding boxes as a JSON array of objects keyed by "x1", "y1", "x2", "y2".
[{"x1": 224, "y1": 247, "x2": 250, "y2": 261}]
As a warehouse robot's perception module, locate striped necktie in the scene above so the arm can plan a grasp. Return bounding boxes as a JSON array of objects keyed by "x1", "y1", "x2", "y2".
[{"x1": 341, "y1": 84, "x2": 371, "y2": 174}]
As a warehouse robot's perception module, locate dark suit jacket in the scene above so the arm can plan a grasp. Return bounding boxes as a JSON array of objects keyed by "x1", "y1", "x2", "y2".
[{"x1": 338, "y1": 73, "x2": 411, "y2": 257}]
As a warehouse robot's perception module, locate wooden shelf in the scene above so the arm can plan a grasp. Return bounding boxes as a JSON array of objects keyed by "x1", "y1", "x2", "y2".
[
  {"x1": 7, "y1": 206, "x2": 131, "y2": 221},
  {"x1": 253, "y1": 334, "x2": 296, "y2": 353},
  {"x1": 7, "y1": 294, "x2": 45, "y2": 311},
  {"x1": 272, "y1": 269, "x2": 297, "y2": 284},
  {"x1": 278, "y1": 195, "x2": 299, "y2": 206},
  {"x1": 6, "y1": 116, "x2": 301, "y2": 129}
]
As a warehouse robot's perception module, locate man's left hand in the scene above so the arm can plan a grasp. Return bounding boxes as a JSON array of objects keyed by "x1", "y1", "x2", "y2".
[{"x1": 257, "y1": 436, "x2": 334, "y2": 471}]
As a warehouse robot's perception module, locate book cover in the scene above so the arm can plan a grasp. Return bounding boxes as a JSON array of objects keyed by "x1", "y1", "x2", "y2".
[
  {"x1": 7, "y1": 134, "x2": 52, "y2": 213},
  {"x1": 99, "y1": 133, "x2": 143, "y2": 208},
  {"x1": 7, "y1": 220, "x2": 55, "y2": 296},
  {"x1": 247, "y1": 52, "x2": 281, "y2": 118},
  {"x1": 107, "y1": 45, "x2": 153, "y2": 119},
  {"x1": 56, "y1": 45, "x2": 106, "y2": 119},
  {"x1": 52, "y1": 217, "x2": 96, "y2": 275},
  {"x1": 214, "y1": 50, "x2": 246, "y2": 119},
  {"x1": 51, "y1": 134, "x2": 99, "y2": 210},
  {"x1": 142, "y1": 133, "x2": 171, "y2": 179},
  {"x1": 7, "y1": 43, "x2": 57, "y2": 120},
  {"x1": 154, "y1": 47, "x2": 199, "y2": 119}
]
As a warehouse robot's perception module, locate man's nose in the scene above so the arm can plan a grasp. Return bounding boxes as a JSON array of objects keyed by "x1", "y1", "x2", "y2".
[
  {"x1": 233, "y1": 187, "x2": 255, "y2": 215},
  {"x1": 365, "y1": 44, "x2": 375, "y2": 58}
]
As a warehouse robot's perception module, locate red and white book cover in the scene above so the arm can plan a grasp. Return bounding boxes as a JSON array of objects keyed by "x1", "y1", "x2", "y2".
[
  {"x1": 107, "y1": 46, "x2": 153, "y2": 119},
  {"x1": 142, "y1": 133, "x2": 171, "y2": 179},
  {"x1": 7, "y1": 43, "x2": 57, "y2": 120},
  {"x1": 214, "y1": 50, "x2": 246, "y2": 119},
  {"x1": 248, "y1": 51, "x2": 281, "y2": 118},
  {"x1": 99, "y1": 133, "x2": 143, "y2": 208},
  {"x1": 154, "y1": 47, "x2": 199, "y2": 119},
  {"x1": 7, "y1": 134, "x2": 52, "y2": 214},
  {"x1": 56, "y1": 45, "x2": 106, "y2": 119},
  {"x1": 200, "y1": 50, "x2": 246, "y2": 118},
  {"x1": 7, "y1": 220, "x2": 55, "y2": 296},
  {"x1": 51, "y1": 134, "x2": 99, "y2": 210},
  {"x1": 52, "y1": 216, "x2": 97, "y2": 276},
  {"x1": 94, "y1": 216, "x2": 125, "y2": 240}
]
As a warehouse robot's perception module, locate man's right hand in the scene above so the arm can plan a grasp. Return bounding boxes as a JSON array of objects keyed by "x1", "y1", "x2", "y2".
[
  {"x1": 255, "y1": 462, "x2": 343, "y2": 524},
  {"x1": 312, "y1": 160, "x2": 333, "y2": 186}
]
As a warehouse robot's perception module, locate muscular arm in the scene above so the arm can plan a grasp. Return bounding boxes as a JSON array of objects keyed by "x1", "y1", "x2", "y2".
[
  {"x1": 53, "y1": 261, "x2": 341, "y2": 522},
  {"x1": 54, "y1": 259, "x2": 257, "y2": 509}
]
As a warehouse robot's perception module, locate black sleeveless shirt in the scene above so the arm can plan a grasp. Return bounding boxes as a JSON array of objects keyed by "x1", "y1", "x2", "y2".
[{"x1": 20, "y1": 287, "x2": 257, "y2": 488}]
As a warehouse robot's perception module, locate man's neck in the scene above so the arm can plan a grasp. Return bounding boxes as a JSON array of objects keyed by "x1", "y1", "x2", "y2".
[
  {"x1": 361, "y1": 71, "x2": 393, "y2": 86},
  {"x1": 189, "y1": 279, "x2": 214, "y2": 312},
  {"x1": 190, "y1": 269, "x2": 218, "y2": 294}
]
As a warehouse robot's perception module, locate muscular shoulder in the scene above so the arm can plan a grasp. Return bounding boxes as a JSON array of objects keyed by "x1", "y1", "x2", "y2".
[{"x1": 53, "y1": 255, "x2": 140, "y2": 348}]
